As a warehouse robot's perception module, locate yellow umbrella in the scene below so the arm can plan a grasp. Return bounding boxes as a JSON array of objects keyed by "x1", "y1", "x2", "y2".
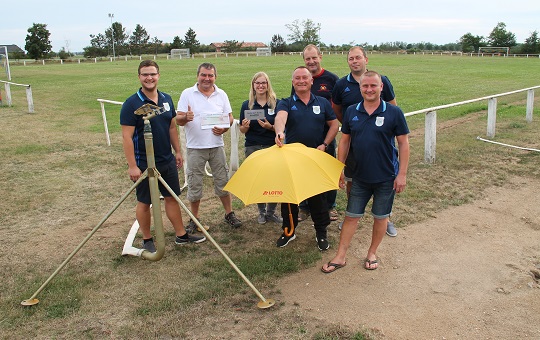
[{"x1": 224, "y1": 143, "x2": 344, "y2": 236}]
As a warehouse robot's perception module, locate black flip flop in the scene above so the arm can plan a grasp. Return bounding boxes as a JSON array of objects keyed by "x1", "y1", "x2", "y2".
[{"x1": 321, "y1": 261, "x2": 346, "y2": 274}]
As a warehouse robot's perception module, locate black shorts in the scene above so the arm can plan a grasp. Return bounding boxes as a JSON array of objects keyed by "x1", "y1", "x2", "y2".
[{"x1": 136, "y1": 160, "x2": 181, "y2": 204}]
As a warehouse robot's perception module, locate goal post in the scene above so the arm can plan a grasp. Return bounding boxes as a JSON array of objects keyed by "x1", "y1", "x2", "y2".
[
  {"x1": 256, "y1": 47, "x2": 271, "y2": 56},
  {"x1": 170, "y1": 48, "x2": 190, "y2": 59},
  {"x1": 478, "y1": 46, "x2": 509, "y2": 56},
  {"x1": 0, "y1": 46, "x2": 12, "y2": 81}
]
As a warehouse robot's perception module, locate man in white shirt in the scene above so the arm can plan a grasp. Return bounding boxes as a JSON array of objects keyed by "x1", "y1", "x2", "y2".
[{"x1": 176, "y1": 63, "x2": 242, "y2": 230}]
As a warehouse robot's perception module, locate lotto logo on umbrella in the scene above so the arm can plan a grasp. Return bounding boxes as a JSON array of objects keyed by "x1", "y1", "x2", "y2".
[{"x1": 262, "y1": 190, "x2": 284, "y2": 197}]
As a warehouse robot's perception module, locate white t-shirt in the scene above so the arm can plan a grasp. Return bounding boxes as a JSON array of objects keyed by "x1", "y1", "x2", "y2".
[{"x1": 177, "y1": 83, "x2": 232, "y2": 149}]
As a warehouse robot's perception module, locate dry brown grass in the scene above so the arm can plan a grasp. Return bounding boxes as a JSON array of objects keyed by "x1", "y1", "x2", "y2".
[{"x1": 1, "y1": 66, "x2": 539, "y2": 339}]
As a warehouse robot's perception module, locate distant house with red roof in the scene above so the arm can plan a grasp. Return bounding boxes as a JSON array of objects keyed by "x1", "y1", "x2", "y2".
[{"x1": 210, "y1": 42, "x2": 267, "y2": 53}]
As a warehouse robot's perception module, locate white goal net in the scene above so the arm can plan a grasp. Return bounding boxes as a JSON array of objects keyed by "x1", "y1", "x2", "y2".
[
  {"x1": 170, "y1": 48, "x2": 190, "y2": 59},
  {"x1": 256, "y1": 47, "x2": 271, "y2": 56}
]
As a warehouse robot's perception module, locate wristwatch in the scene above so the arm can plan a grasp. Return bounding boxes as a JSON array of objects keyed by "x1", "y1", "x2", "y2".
[{"x1": 323, "y1": 142, "x2": 328, "y2": 150}]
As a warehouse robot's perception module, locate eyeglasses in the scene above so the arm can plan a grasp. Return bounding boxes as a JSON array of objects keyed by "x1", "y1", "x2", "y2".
[
  {"x1": 254, "y1": 81, "x2": 268, "y2": 86},
  {"x1": 140, "y1": 73, "x2": 159, "y2": 77}
]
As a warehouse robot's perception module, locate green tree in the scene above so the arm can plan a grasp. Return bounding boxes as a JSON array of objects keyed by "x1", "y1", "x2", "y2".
[
  {"x1": 183, "y1": 27, "x2": 200, "y2": 53},
  {"x1": 521, "y1": 30, "x2": 540, "y2": 54},
  {"x1": 84, "y1": 33, "x2": 108, "y2": 57},
  {"x1": 57, "y1": 47, "x2": 72, "y2": 60},
  {"x1": 129, "y1": 24, "x2": 150, "y2": 55},
  {"x1": 285, "y1": 19, "x2": 321, "y2": 46},
  {"x1": 270, "y1": 34, "x2": 287, "y2": 52},
  {"x1": 170, "y1": 36, "x2": 184, "y2": 50},
  {"x1": 150, "y1": 37, "x2": 163, "y2": 55},
  {"x1": 222, "y1": 40, "x2": 243, "y2": 53},
  {"x1": 460, "y1": 33, "x2": 485, "y2": 52},
  {"x1": 106, "y1": 22, "x2": 128, "y2": 56},
  {"x1": 25, "y1": 23, "x2": 52, "y2": 59},
  {"x1": 487, "y1": 22, "x2": 516, "y2": 48}
]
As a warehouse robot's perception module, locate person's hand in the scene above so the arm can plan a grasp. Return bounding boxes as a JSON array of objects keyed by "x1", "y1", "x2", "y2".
[
  {"x1": 258, "y1": 118, "x2": 272, "y2": 130},
  {"x1": 185, "y1": 105, "x2": 194, "y2": 122},
  {"x1": 339, "y1": 172, "x2": 346, "y2": 189},
  {"x1": 275, "y1": 133, "x2": 285, "y2": 147},
  {"x1": 175, "y1": 152, "x2": 183, "y2": 169},
  {"x1": 212, "y1": 126, "x2": 229, "y2": 136},
  {"x1": 241, "y1": 118, "x2": 250, "y2": 128},
  {"x1": 394, "y1": 173, "x2": 407, "y2": 193},
  {"x1": 128, "y1": 166, "x2": 142, "y2": 182}
]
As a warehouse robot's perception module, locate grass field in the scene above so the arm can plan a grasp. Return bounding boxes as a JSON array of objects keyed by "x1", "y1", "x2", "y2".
[{"x1": 1, "y1": 54, "x2": 539, "y2": 339}]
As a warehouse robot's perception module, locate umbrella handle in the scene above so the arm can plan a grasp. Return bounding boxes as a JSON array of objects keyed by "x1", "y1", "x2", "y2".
[{"x1": 284, "y1": 203, "x2": 295, "y2": 237}]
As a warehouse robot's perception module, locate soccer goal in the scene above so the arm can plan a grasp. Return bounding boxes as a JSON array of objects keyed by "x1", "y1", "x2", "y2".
[
  {"x1": 256, "y1": 47, "x2": 271, "y2": 56},
  {"x1": 478, "y1": 46, "x2": 509, "y2": 56},
  {"x1": 170, "y1": 48, "x2": 190, "y2": 59},
  {"x1": 0, "y1": 46, "x2": 12, "y2": 81}
]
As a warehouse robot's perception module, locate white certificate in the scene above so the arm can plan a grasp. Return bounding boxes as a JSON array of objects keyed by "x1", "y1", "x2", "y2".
[
  {"x1": 200, "y1": 112, "x2": 230, "y2": 129},
  {"x1": 245, "y1": 109, "x2": 265, "y2": 120}
]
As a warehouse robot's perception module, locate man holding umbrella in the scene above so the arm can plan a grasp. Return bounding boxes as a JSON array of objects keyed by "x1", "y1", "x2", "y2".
[{"x1": 274, "y1": 66, "x2": 339, "y2": 250}]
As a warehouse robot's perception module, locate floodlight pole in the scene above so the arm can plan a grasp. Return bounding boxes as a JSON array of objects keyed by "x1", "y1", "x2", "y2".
[{"x1": 108, "y1": 13, "x2": 115, "y2": 60}]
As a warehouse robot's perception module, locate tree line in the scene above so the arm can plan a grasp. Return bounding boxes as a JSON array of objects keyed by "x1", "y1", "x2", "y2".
[{"x1": 14, "y1": 19, "x2": 540, "y2": 60}]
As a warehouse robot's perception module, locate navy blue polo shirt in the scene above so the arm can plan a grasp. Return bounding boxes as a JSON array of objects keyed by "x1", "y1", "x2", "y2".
[
  {"x1": 290, "y1": 69, "x2": 339, "y2": 102},
  {"x1": 239, "y1": 99, "x2": 279, "y2": 147},
  {"x1": 276, "y1": 93, "x2": 336, "y2": 148},
  {"x1": 120, "y1": 88, "x2": 176, "y2": 167},
  {"x1": 341, "y1": 99, "x2": 409, "y2": 183},
  {"x1": 332, "y1": 73, "x2": 396, "y2": 112}
]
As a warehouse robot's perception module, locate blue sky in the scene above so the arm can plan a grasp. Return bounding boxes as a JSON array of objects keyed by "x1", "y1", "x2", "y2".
[{"x1": 1, "y1": 0, "x2": 538, "y2": 52}]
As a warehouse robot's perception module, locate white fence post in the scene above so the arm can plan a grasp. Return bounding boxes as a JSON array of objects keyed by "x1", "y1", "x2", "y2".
[
  {"x1": 425, "y1": 110, "x2": 437, "y2": 163},
  {"x1": 4, "y1": 83, "x2": 12, "y2": 106},
  {"x1": 26, "y1": 86, "x2": 34, "y2": 113},
  {"x1": 487, "y1": 98, "x2": 497, "y2": 137},
  {"x1": 526, "y1": 89, "x2": 534, "y2": 123},
  {"x1": 100, "y1": 101, "x2": 111, "y2": 146}
]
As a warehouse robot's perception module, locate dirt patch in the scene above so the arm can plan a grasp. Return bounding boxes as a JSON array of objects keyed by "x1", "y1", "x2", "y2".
[{"x1": 276, "y1": 176, "x2": 540, "y2": 339}]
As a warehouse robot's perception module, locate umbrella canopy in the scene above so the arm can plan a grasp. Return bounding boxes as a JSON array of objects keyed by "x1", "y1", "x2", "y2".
[{"x1": 224, "y1": 143, "x2": 344, "y2": 206}]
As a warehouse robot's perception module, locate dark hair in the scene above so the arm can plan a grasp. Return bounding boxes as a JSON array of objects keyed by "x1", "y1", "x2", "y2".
[
  {"x1": 138, "y1": 60, "x2": 159, "y2": 74},
  {"x1": 197, "y1": 62, "x2": 217, "y2": 77}
]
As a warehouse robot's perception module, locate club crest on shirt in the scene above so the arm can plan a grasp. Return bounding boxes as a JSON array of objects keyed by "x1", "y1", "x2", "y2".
[
  {"x1": 268, "y1": 109, "x2": 275, "y2": 115},
  {"x1": 163, "y1": 102, "x2": 170, "y2": 111},
  {"x1": 313, "y1": 106, "x2": 321, "y2": 114},
  {"x1": 375, "y1": 116, "x2": 384, "y2": 126}
]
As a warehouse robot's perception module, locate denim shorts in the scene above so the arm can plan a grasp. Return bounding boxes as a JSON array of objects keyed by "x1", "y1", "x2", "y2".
[
  {"x1": 136, "y1": 160, "x2": 181, "y2": 205},
  {"x1": 345, "y1": 179, "x2": 395, "y2": 219}
]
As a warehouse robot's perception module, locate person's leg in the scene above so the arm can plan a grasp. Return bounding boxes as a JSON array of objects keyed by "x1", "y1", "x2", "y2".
[
  {"x1": 277, "y1": 202, "x2": 298, "y2": 247},
  {"x1": 365, "y1": 217, "x2": 388, "y2": 269},
  {"x1": 136, "y1": 202, "x2": 152, "y2": 239},
  {"x1": 281, "y1": 203, "x2": 298, "y2": 231},
  {"x1": 219, "y1": 194, "x2": 233, "y2": 214},
  {"x1": 322, "y1": 180, "x2": 370, "y2": 270},
  {"x1": 309, "y1": 192, "x2": 330, "y2": 236},
  {"x1": 266, "y1": 203, "x2": 276, "y2": 215},
  {"x1": 365, "y1": 180, "x2": 395, "y2": 269},
  {"x1": 209, "y1": 147, "x2": 232, "y2": 215},
  {"x1": 135, "y1": 174, "x2": 153, "y2": 240},
  {"x1": 164, "y1": 197, "x2": 186, "y2": 237},
  {"x1": 322, "y1": 216, "x2": 361, "y2": 271},
  {"x1": 325, "y1": 139, "x2": 338, "y2": 215},
  {"x1": 186, "y1": 148, "x2": 207, "y2": 219}
]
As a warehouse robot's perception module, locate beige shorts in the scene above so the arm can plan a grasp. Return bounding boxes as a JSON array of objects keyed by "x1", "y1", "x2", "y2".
[{"x1": 186, "y1": 147, "x2": 229, "y2": 202}]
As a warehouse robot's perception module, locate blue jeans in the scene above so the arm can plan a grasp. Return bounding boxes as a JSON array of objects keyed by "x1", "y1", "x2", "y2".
[{"x1": 345, "y1": 179, "x2": 395, "y2": 219}]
